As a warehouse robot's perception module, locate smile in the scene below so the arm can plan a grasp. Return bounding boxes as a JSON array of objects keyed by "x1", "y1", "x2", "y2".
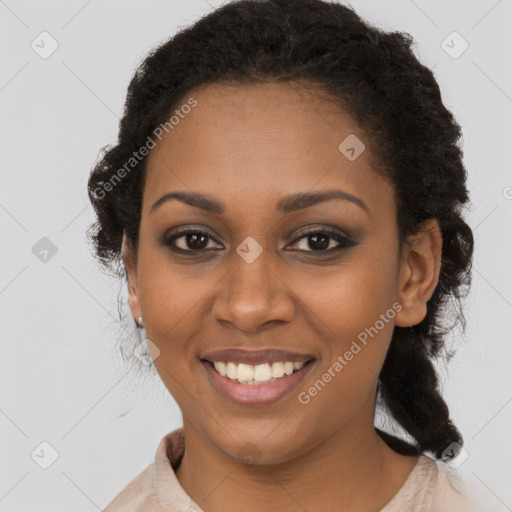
[
  {"x1": 211, "y1": 360, "x2": 307, "y2": 385},
  {"x1": 201, "y1": 358, "x2": 316, "y2": 406}
]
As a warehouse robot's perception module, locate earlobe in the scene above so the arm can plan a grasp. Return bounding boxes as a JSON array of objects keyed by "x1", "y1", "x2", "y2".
[{"x1": 394, "y1": 219, "x2": 443, "y2": 327}]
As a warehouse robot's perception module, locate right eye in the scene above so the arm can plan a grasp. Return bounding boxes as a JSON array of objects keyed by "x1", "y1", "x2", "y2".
[{"x1": 161, "y1": 228, "x2": 224, "y2": 253}]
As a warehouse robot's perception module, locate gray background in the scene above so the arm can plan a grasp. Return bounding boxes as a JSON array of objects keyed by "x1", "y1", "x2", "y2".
[{"x1": 1, "y1": 0, "x2": 511, "y2": 510}]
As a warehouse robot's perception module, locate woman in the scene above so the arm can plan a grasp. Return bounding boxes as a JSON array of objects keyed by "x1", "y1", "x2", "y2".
[{"x1": 87, "y1": 0, "x2": 482, "y2": 510}]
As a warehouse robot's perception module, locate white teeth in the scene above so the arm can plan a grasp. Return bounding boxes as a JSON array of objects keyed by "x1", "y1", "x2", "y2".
[
  {"x1": 226, "y1": 362, "x2": 237, "y2": 379},
  {"x1": 271, "y1": 362, "x2": 285, "y2": 378},
  {"x1": 284, "y1": 362, "x2": 294, "y2": 375},
  {"x1": 237, "y1": 363, "x2": 254, "y2": 381},
  {"x1": 254, "y1": 363, "x2": 272, "y2": 381},
  {"x1": 214, "y1": 361, "x2": 227, "y2": 376},
  {"x1": 212, "y1": 360, "x2": 307, "y2": 384}
]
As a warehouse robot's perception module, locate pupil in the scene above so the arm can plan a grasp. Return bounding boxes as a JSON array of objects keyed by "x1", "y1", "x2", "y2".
[
  {"x1": 188, "y1": 233, "x2": 207, "y2": 249},
  {"x1": 309, "y1": 233, "x2": 329, "y2": 250}
]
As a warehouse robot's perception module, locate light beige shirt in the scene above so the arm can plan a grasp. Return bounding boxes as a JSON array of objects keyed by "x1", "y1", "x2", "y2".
[{"x1": 103, "y1": 428, "x2": 483, "y2": 511}]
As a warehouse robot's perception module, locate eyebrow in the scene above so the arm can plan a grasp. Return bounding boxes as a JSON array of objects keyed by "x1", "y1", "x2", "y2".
[{"x1": 150, "y1": 188, "x2": 369, "y2": 216}]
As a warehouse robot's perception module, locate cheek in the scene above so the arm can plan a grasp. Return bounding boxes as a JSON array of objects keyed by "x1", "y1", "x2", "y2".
[
  {"x1": 136, "y1": 252, "x2": 209, "y2": 370},
  {"x1": 294, "y1": 277, "x2": 397, "y2": 433},
  {"x1": 293, "y1": 249, "x2": 399, "y2": 344},
  {"x1": 137, "y1": 236, "x2": 211, "y2": 322},
  {"x1": 290, "y1": 252, "x2": 399, "y2": 406}
]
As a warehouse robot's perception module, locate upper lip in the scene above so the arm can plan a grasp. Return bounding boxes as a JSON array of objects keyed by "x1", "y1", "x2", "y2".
[{"x1": 200, "y1": 348, "x2": 316, "y2": 366}]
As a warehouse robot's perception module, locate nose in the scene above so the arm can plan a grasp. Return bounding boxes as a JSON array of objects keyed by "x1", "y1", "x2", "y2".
[{"x1": 212, "y1": 250, "x2": 295, "y2": 333}]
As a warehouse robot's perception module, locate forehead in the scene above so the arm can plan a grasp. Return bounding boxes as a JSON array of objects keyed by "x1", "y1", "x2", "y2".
[{"x1": 143, "y1": 81, "x2": 394, "y2": 220}]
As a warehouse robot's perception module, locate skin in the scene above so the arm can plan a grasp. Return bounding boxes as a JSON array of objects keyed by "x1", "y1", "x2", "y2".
[{"x1": 123, "y1": 82, "x2": 443, "y2": 512}]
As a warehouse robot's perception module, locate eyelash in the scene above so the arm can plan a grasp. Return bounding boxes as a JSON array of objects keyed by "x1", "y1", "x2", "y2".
[{"x1": 161, "y1": 227, "x2": 355, "y2": 255}]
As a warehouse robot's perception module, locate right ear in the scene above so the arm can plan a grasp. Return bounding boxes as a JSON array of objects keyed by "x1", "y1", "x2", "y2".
[{"x1": 122, "y1": 233, "x2": 141, "y2": 320}]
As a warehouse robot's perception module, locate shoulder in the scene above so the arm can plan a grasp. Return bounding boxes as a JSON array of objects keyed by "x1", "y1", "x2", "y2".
[
  {"x1": 380, "y1": 454, "x2": 485, "y2": 512},
  {"x1": 102, "y1": 463, "x2": 159, "y2": 512},
  {"x1": 101, "y1": 428, "x2": 195, "y2": 512},
  {"x1": 430, "y1": 459, "x2": 484, "y2": 512}
]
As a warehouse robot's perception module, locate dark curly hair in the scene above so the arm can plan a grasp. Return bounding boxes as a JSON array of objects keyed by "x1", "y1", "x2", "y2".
[{"x1": 87, "y1": 0, "x2": 474, "y2": 460}]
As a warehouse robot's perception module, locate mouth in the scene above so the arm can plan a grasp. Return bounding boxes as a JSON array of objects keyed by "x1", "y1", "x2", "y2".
[{"x1": 200, "y1": 356, "x2": 316, "y2": 406}]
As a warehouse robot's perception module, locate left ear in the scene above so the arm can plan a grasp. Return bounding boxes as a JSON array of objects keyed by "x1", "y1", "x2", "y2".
[{"x1": 394, "y1": 218, "x2": 443, "y2": 327}]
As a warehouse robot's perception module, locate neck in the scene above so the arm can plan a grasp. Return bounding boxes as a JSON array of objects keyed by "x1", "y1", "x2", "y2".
[{"x1": 174, "y1": 416, "x2": 419, "y2": 512}]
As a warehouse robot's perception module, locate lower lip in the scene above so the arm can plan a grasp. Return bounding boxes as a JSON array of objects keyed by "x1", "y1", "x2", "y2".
[{"x1": 201, "y1": 360, "x2": 315, "y2": 406}]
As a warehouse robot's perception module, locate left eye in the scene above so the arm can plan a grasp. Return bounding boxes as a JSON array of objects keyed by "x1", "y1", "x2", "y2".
[{"x1": 288, "y1": 229, "x2": 354, "y2": 252}]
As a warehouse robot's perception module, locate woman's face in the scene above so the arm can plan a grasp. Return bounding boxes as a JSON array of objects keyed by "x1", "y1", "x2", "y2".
[{"x1": 124, "y1": 82, "x2": 433, "y2": 464}]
